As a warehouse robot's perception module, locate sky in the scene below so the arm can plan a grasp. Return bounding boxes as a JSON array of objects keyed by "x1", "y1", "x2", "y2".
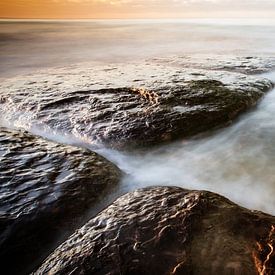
[{"x1": 1, "y1": 0, "x2": 275, "y2": 19}]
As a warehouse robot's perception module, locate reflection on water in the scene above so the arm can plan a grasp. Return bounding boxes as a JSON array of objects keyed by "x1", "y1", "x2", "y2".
[{"x1": 96, "y1": 71, "x2": 275, "y2": 215}]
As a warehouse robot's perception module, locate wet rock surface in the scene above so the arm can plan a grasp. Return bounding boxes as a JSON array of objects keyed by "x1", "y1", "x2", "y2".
[
  {"x1": 0, "y1": 128, "x2": 122, "y2": 275},
  {"x1": 154, "y1": 55, "x2": 275, "y2": 74},
  {"x1": 0, "y1": 58, "x2": 273, "y2": 149},
  {"x1": 35, "y1": 186, "x2": 275, "y2": 275}
]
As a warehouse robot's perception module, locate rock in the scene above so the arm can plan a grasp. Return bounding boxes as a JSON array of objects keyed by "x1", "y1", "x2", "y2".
[
  {"x1": 153, "y1": 55, "x2": 275, "y2": 74},
  {"x1": 35, "y1": 186, "x2": 275, "y2": 275},
  {"x1": 0, "y1": 59, "x2": 273, "y2": 149},
  {"x1": 0, "y1": 128, "x2": 122, "y2": 275}
]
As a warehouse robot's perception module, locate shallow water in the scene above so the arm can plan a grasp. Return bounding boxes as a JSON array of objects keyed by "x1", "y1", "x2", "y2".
[
  {"x1": 98, "y1": 71, "x2": 275, "y2": 215},
  {"x1": 1, "y1": 19, "x2": 275, "y2": 216}
]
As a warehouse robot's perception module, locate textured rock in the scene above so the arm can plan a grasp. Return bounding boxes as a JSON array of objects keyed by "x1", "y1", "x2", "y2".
[
  {"x1": 153, "y1": 55, "x2": 275, "y2": 74},
  {"x1": 0, "y1": 60, "x2": 273, "y2": 149},
  {"x1": 35, "y1": 186, "x2": 275, "y2": 275},
  {"x1": 0, "y1": 128, "x2": 122, "y2": 275}
]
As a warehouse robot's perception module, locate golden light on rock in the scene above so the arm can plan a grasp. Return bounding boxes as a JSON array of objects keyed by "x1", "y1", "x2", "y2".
[{"x1": 253, "y1": 225, "x2": 275, "y2": 275}]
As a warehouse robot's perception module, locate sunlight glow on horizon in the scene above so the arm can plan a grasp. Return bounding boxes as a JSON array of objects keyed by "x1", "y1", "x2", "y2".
[{"x1": 1, "y1": 0, "x2": 275, "y2": 19}]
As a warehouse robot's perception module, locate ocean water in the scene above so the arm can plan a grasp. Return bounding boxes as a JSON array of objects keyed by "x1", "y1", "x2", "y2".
[
  {"x1": 1, "y1": 19, "x2": 275, "y2": 77},
  {"x1": 1, "y1": 19, "x2": 275, "y2": 215}
]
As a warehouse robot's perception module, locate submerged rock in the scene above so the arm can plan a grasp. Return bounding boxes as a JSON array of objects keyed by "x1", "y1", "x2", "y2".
[
  {"x1": 0, "y1": 60, "x2": 273, "y2": 149},
  {"x1": 35, "y1": 186, "x2": 275, "y2": 275},
  {"x1": 154, "y1": 55, "x2": 275, "y2": 74},
  {"x1": 0, "y1": 128, "x2": 121, "y2": 275}
]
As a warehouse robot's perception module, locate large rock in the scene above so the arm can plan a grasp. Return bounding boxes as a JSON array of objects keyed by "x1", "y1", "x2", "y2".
[
  {"x1": 0, "y1": 128, "x2": 122, "y2": 275},
  {"x1": 35, "y1": 186, "x2": 275, "y2": 275},
  {"x1": 0, "y1": 59, "x2": 272, "y2": 149}
]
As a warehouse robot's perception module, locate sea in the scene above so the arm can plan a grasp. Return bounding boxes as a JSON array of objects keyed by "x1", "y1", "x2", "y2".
[{"x1": 1, "y1": 18, "x2": 275, "y2": 215}]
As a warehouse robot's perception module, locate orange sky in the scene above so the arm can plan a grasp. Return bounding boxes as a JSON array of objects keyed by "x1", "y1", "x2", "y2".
[{"x1": 1, "y1": 0, "x2": 275, "y2": 19}]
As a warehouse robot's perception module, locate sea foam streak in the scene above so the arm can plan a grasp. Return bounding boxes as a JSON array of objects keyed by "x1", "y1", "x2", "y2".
[{"x1": 99, "y1": 74, "x2": 275, "y2": 215}]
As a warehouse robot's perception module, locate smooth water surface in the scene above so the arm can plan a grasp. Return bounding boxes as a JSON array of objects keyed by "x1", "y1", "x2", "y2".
[{"x1": 1, "y1": 19, "x2": 275, "y2": 77}]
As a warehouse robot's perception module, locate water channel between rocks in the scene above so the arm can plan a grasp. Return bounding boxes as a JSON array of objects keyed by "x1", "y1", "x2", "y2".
[
  {"x1": 92, "y1": 71, "x2": 275, "y2": 216},
  {"x1": 2, "y1": 71, "x2": 274, "y2": 217}
]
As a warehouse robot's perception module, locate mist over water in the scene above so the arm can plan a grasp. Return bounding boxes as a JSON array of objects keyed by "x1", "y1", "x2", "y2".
[
  {"x1": 83, "y1": 70, "x2": 275, "y2": 216},
  {"x1": 1, "y1": 19, "x2": 275, "y2": 77},
  {"x1": 97, "y1": 71, "x2": 275, "y2": 215},
  {"x1": 1, "y1": 19, "x2": 275, "y2": 215}
]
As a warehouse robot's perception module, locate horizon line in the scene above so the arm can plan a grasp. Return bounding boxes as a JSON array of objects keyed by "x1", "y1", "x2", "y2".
[{"x1": 1, "y1": 17, "x2": 274, "y2": 20}]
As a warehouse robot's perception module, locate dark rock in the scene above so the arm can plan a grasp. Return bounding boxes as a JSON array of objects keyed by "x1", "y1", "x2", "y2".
[
  {"x1": 0, "y1": 61, "x2": 273, "y2": 149},
  {"x1": 0, "y1": 128, "x2": 122, "y2": 275},
  {"x1": 35, "y1": 186, "x2": 275, "y2": 275}
]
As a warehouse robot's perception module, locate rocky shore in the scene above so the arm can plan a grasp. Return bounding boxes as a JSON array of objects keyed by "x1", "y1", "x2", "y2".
[
  {"x1": 0, "y1": 128, "x2": 122, "y2": 275},
  {"x1": 0, "y1": 56, "x2": 275, "y2": 274},
  {"x1": 0, "y1": 57, "x2": 273, "y2": 149},
  {"x1": 153, "y1": 55, "x2": 275, "y2": 74},
  {"x1": 34, "y1": 186, "x2": 275, "y2": 275}
]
